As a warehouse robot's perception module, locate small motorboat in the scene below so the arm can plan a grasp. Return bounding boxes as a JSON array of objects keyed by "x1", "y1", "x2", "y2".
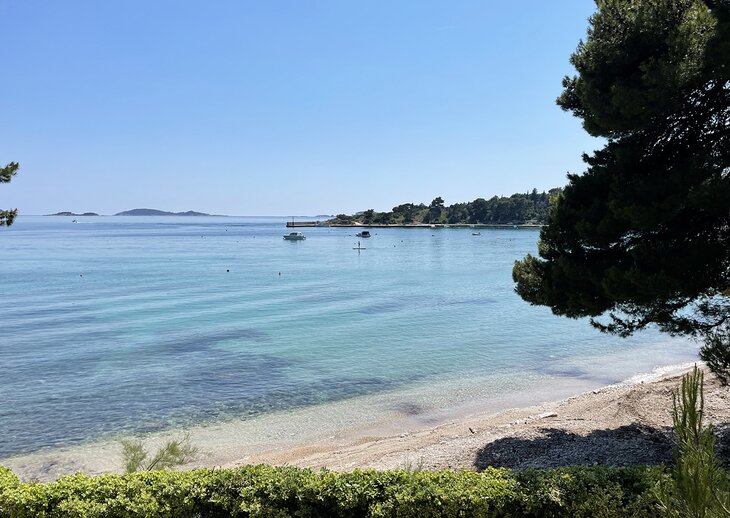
[
  {"x1": 356, "y1": 230, "x2": 371, "y2": 238},
  {"x1": 472, "y1": 232, "x2": 481, "y2": 236},
  {"x1": 283, "y1": 232, "x2": 306, "y2": 240}
]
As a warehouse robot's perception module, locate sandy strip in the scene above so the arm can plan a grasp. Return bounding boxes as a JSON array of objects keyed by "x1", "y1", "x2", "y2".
[
  {"x1": 5, "y1": 363, "x2": 729, "y2": 481},
  {"x1": 238, "y1": 364, "x2": 730, "y2": 471}
]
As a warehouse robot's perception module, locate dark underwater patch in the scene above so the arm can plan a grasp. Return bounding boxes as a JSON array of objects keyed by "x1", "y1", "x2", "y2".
[{"x1": 156, "y1": 327, "x2": 272, "y2": 354}]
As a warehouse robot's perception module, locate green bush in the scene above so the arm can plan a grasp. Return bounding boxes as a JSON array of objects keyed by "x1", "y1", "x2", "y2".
[
  {"x1": 0, "y1": 464, "x2": 670, "y2": 517},
  {"x1": 655, "y1": 366, "x2": 730, "y2": 517},
  {"x1": 515, "y1": 467, "x2": 667, "y2": 517}
]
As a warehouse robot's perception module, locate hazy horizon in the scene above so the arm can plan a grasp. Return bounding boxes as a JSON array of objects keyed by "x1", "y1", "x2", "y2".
[{"x1": 30, "y1": 184, "x2": 561, "y2": 218}]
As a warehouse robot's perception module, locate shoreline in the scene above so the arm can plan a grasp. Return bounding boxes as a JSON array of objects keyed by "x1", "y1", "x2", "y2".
[
  {"x1": 238, "y1": 362, "x2": 706, "y2": 471},
  {"x1": 3, "y1": 361, "x2": 721, "y2": 481}
]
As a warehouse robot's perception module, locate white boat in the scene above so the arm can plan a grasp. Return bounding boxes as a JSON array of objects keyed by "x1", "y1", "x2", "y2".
[
  {"x1": 472, "y1": 232, "x2": 481, "y2": 236},
  {"x1": 283, "y1": 232, "x2": 306, "y2": 240},
  {"x1": 356, "y1": 230, "x2": 371, "y2": 238}
]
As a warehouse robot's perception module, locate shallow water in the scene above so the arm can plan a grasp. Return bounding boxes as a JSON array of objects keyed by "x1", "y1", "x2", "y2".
[{"x1": 0, "y1": 216, "x2": 697, "y2": 459}]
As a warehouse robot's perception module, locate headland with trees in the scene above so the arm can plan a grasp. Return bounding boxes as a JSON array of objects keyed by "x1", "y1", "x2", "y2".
[{"x1": 327, "y1": 188, "x2": 561, "y2": 227}]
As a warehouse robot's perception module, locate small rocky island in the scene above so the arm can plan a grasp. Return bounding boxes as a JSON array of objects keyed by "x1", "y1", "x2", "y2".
[
  {"x1": 46, "y1": 212, "x2": 99, "y2": 216},
  {"x1": 114, "y1": 209, "x2": 215, "y2": 216}
]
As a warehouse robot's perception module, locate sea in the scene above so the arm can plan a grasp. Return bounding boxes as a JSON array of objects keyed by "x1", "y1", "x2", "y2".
[{"x1": 0, "y1": 216, "x2": 698, "y2": 462}]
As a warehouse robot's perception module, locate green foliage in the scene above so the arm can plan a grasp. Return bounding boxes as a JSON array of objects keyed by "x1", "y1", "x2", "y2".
[
  {"x1": 362, "y1": 209, "x2": 375, "y2": 225},
  {"x1": 700, "y1": 325, "x2": 730, "y2": 386},
  {"x1": 425, "y1": 197, "x2": 445, "y2": 224},
  {"x1": 558, "y1": 0, "x2": 720, "y2": 138},
  {"x1": 0, "y1": 464, "x2": 670, "y2": 517},
  {"x1": 372, "y1": 211, "x2": 393, "y2": 225},
  {"x1": 513, "y1": 0, "x2": 730, "y2": 368},
  {"x1": 121, "y1": 435, "x2": 198, "y2": 474},
  {"x1": 515, "y1": 466, "x2": 666, "y2": 517},
  {"x1": 391, "y1": 203, "x2": 423, "y2": 224},
  {"x1": 656, "y1": 367, "x2": 730, "y2": 517},
  {"x1": 333, "y1": 214, "x2": 355, "y2": 224},
  {"x1": 335, "y1": 190, "x2": 556, "y2": 226},
  {"x1": 0, "y1": 162, "x2": 19, "y2": 227}
]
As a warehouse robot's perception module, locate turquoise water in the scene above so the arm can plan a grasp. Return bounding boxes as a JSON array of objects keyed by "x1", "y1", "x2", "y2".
[{"x1": 0, "y1": 216, "x2": 697, "y2": 458}]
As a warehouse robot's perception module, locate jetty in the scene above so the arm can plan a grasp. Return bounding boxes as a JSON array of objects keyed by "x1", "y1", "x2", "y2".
[{"x1": 286, "y1": 221, "x2": 330, "y2": 227}]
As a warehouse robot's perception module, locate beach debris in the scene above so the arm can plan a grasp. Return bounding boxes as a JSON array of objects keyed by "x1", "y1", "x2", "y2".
[
  {"x1": 469, "y1": 427, "x2": 476, "y2": 434},
  {"x1": 592, "y1": 389, "x2": 601, "y2": 394},
  {"x1": 529, "y1": 412, "x2": 558, "y2": 420}
]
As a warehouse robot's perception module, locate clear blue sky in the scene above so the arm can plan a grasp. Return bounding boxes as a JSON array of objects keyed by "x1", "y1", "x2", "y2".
[{"x1": 2, "y1": 1, "x2": 599, "y2": 216}]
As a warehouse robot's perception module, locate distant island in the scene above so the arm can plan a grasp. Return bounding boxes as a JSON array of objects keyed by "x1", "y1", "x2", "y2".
[
  {"x1": 46, "y1": 211, "x2": 99, "y2": 217},
  {"x1": 114, "y1": 209, "x2": 217, "y2": 216},
  {"x1": 326, "y1": 189, "x2": 561, "y2": 226}
]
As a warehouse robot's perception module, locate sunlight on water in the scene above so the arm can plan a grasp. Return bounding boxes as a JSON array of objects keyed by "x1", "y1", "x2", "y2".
[{"x1": 0, "y1": 216, "x2": 697, "y2": 458}]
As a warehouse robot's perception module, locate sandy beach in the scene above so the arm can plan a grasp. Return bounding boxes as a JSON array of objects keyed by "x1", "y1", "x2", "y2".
[
  {"x1": 242, "y1": 364, "x2": 730, "y2": 471},
  {"x1": 5, "y1": 363, "x2": 730, "y2": 482}
]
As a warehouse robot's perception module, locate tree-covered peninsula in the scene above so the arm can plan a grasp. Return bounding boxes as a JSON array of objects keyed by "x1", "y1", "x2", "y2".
[{"x1": 329, "y1": 188, "x2": 560, "y2": 226}]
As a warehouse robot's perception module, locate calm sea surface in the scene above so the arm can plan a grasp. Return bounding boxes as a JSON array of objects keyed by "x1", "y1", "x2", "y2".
[{"x1": 0, "y1": 216, "x2": 697, "y2": 458}]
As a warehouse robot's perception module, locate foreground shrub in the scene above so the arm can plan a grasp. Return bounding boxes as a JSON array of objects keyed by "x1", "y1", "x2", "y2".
[
  {"x1": 515, "y1": 466, "x2": 667, "y2": 518},
  {"x1": 0, "y1": 464, "x2": 669, "y2": 517},
  {"x1": 655, "y1": 366, "x2": 730, "y2": 517}
]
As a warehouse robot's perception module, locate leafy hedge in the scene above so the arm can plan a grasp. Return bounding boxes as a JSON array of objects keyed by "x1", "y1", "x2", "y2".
[{"x1": 0, "y1": 464, "x2": 667, "y2": 517}]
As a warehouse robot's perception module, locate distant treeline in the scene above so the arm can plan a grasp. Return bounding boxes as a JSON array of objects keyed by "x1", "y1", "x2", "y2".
[{"x1": 330, "y1": 188, "x2": 561, "y2": 225}]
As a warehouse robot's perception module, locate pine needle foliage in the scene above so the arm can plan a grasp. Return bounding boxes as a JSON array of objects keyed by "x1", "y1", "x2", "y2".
[
  {"x1": 701, "y1": 325, "x2": 730, "y2": 386},
  {"x1": 121, "y1": 434, "x2": 198, "y2": 474},
  {"x1": 513, "y1": 0, "x2": 730, "y2": 378},
  {"x1": 656, "y1": 366, "x2": 730, "y2": 517}
]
